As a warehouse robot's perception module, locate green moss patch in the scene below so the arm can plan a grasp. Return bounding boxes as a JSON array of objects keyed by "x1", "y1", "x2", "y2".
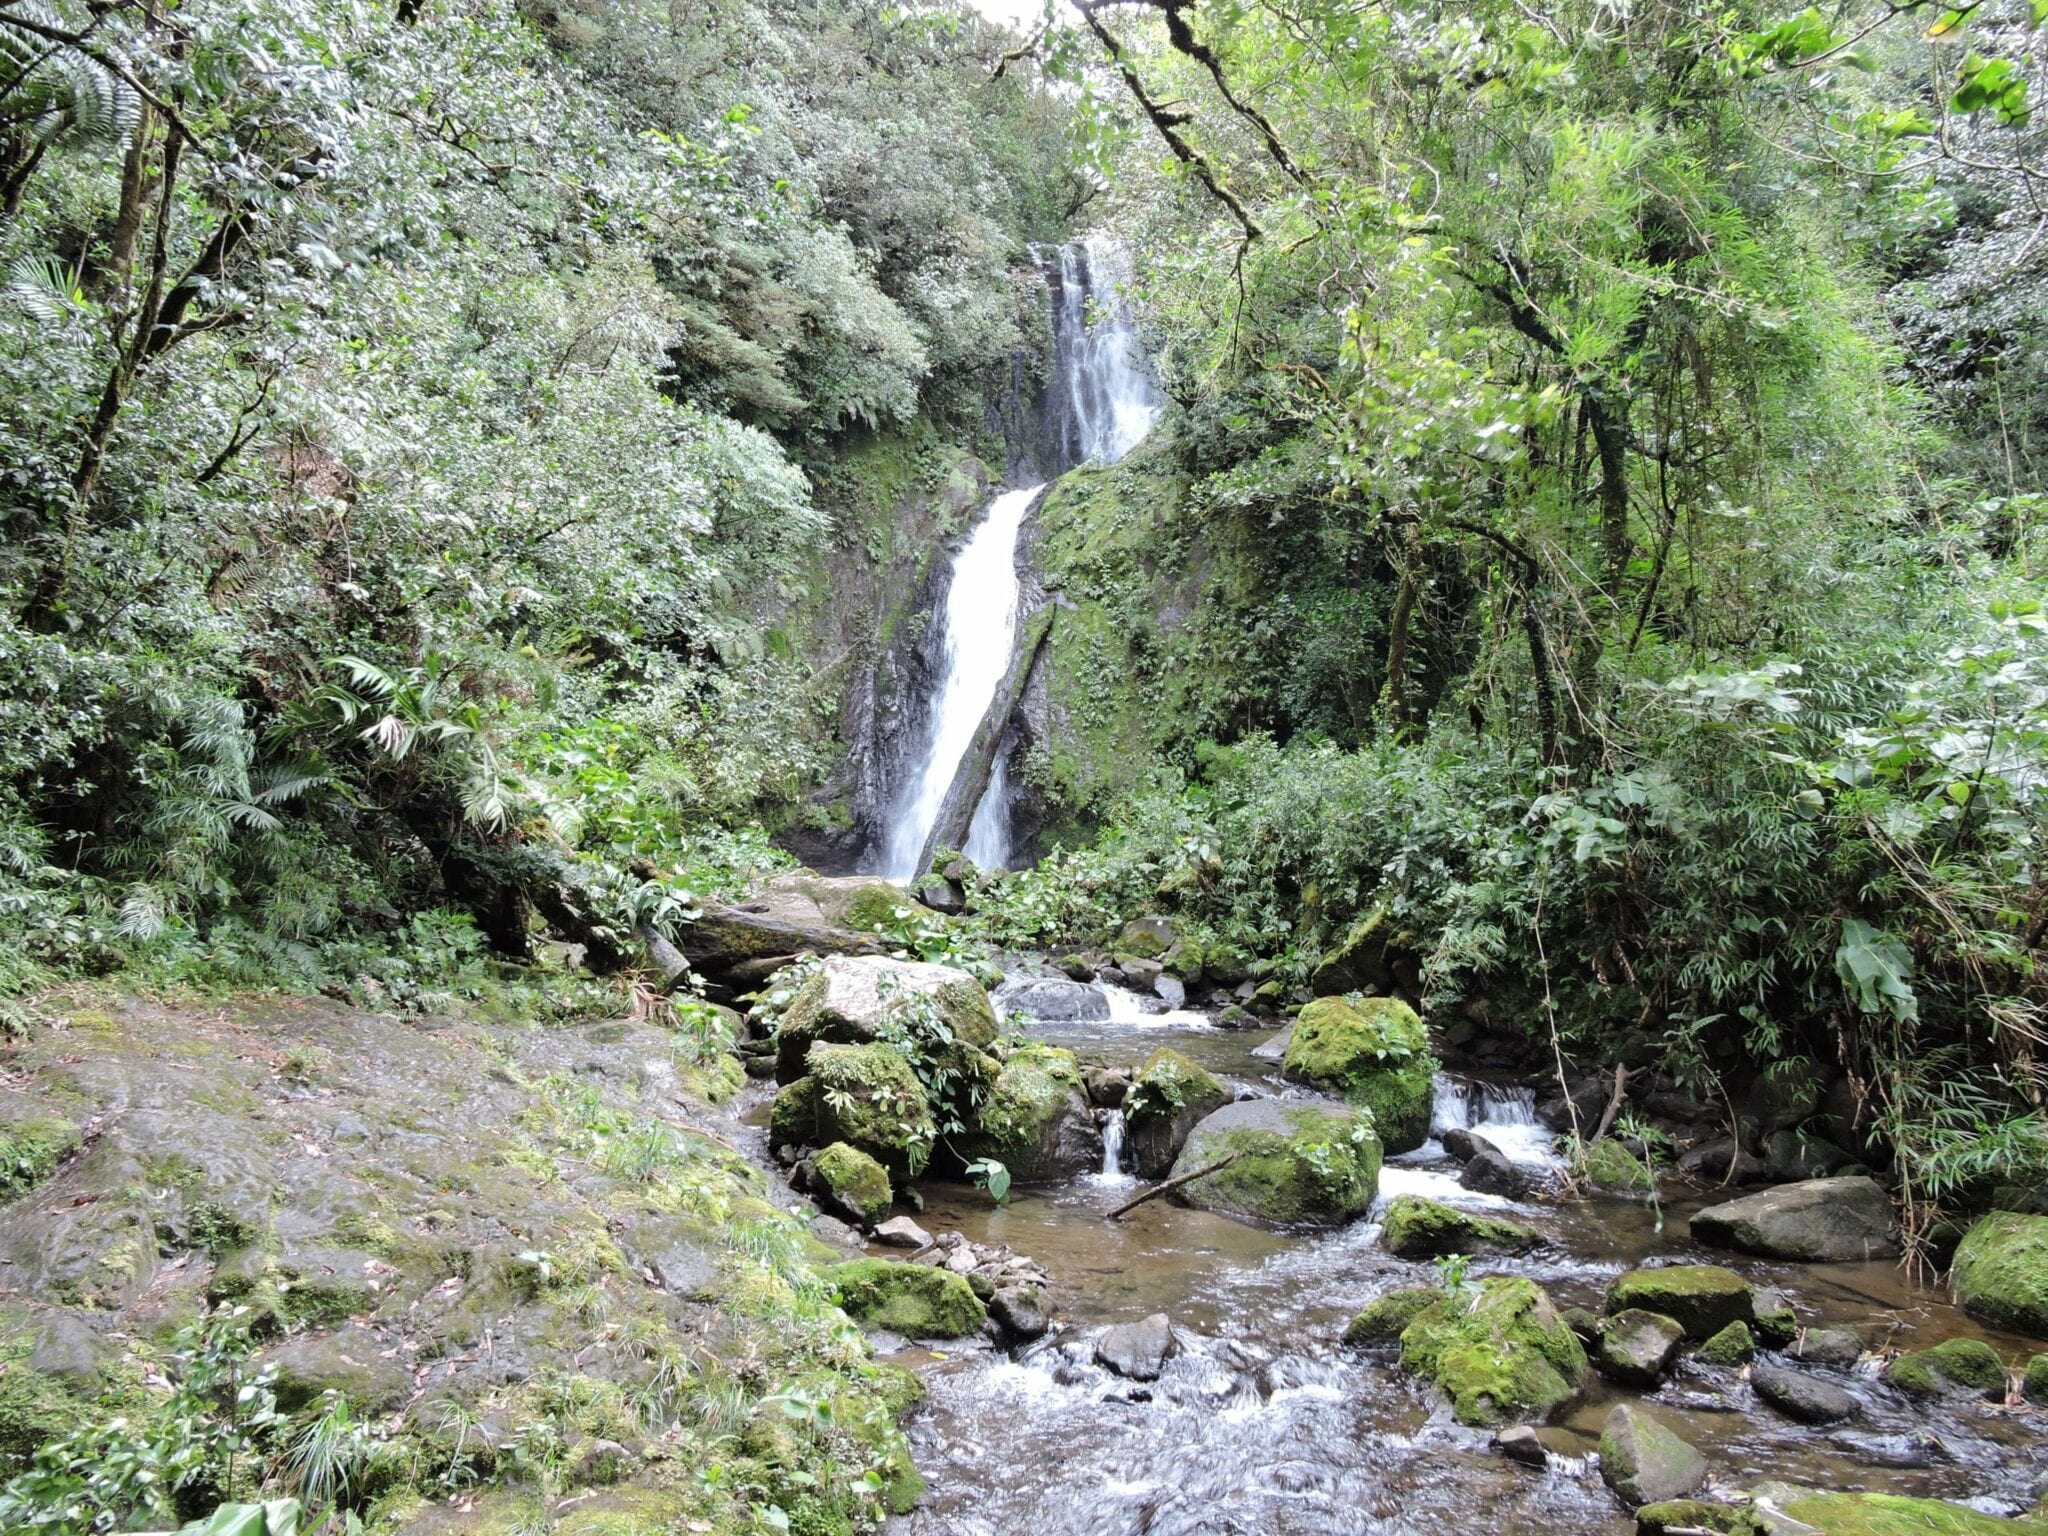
[
  {"x1": 829, "y1": 1258, "x2": 986, "y2": 1338},
  {"x1": 1379, "y1": 1195, "x2": 1539, "y2": 1259},
  {"x1": 1606, "y1": 1265, "x2": 1754, "y2": 1340},
  {"x1": 1574, "y1": 1137, "x2": 1657, "y2": 1193},
  {"x1": 1696, "y1": 1320, "x2": 1756, "y2": 1366},
  {"x1": 812, "y1": 1142, "x2": 893, "y2": 1228},
  {"x1": 1168, "y1": 1099, "x2": 1380, "y2": 1229},
  {"x1": 1780, "y1": 1492, "x2": 2048, "y2": 1536},
  {"x1": 1281, "y1": 996, "x2": 1434, "y2": 1155},
  {"x1": 1397, "y1": 1276, "x2": 1587, "y2": 1426},
  {"x1": 1884, "y1": 1337, "x2": 2006, "y2": 1398},
  {"x1": 1343, "y1": 1287, "x2": 1440, "y2": 1346},
  {"x1": 1951, "y1": 1211, "x2": 2048, "y2": 1338},
  {"x1": 771, "y1": 1042, "x2": 936, "y2": 1179}
]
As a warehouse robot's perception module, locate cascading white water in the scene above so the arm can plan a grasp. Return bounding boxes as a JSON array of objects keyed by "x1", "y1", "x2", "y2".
[
  {"x1": 878, "y1": 485, "x2": 1041, "y2": 880},
  {"x1": 1098, "y1": 1107, "x2": 1128, "y2": 1182},
  {"x1": 1049, "y1": 237, "x2": 1159, "y2": 466}
]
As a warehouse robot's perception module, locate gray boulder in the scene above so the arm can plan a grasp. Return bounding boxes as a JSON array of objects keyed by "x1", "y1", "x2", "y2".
[
  {"x1": 1096, "y1": 1313, "x2": 1176, "y2": 1381},
  {"x1": 1460, "y1": 1147, "x2": 1530, "y2": 1198},
  {"x1": 1596, "y1": 1309, "x2": 1686, "y2": 1389},
  {"x1": 1001, "y1": 979, "x2": 1110, "y2": 1022},
  {"x1": 1789, "y1": 1326, "x2": 1864, "y2": 1367},
  {"x1": 1441, "y1": 1128, "x2": 1501, "y2": 1163},
  {"x1": 1598, "y1": 1403, "x2": 1707, "y2": 1507},
  {"x1": 1689, "y1": 1176, "x2": 1896, "y2": 1262},
  {"x1": 1752, "y1": 1362, "x2": 1857, "y2": 1424}
]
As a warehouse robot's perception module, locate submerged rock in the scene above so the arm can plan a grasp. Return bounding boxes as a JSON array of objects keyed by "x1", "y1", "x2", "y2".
[
  {"x1": 1599, "y1": 1402, "x2": 1707, "y2": 1507},
  {"x1": 1460, "y1": 1146, "x2": 1531, "y2": 1198},
  {"x1": 1095, "y1": 1312, "x2": 1176, "y2": 1381},
  {"x1": 1596, "y1": 1309, "x2": 1686, "y2": 1388},
  {"x1": 1396, "y1": 1275, "x2": 1588, "y2": 1426},
  {"x1": 1379, "y1": 1195, "x2": 1540, "y2": 1259},
  {"x1": 1440, "y1": 1127, "x2": 1501, "y2": 1164},
  {"x1": 1122, "y1": 1047, "x2": 1230, "y2": 1181},
  {"x1": 1752, "y1": 1362, "x2": 1857, "y2": 1424},
  {"x1": 1281, "y1": 995, "x2": 1434, "y2": 1154},
  {"x1": 829, "y1": 1258, "x2": 985, "y2": 1338},
  {"x1": 1949, "y1": 1211, "x2": 2048, "y2": 1338},
  {"x1": 1689, "y1": 1176, "x2": 1896, "y2": 1262},
  {"x1": 1884, "y1": 1337, "x2": 2007, "y2": 1399},
  {"x1": 952, "y1": 1043, "x2": 1099, "y2": 1182},
  {"x1": 1606, "y1": 1265, "x2": 1754, "y2": 1340},
  {"x1": 1167, "y1": 1098, "x2": 1381, "y2": 1228}
]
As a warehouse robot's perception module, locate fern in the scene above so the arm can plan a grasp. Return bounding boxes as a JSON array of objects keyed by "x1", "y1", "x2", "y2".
[{"x1": 0, "y1": 5, "x2": 141, "y2": 149}]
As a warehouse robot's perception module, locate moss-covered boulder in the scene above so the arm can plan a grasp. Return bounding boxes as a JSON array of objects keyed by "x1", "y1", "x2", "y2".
[
  {"x1": 1114, "y1": 916, "x2": 1175, "y2": 958},
  {"x1": 773, "y1": 954, "x2": 998, "y2": 1084},
  {"x1": 952, "y1": 1044, "x2": 1098, "y2": 1182},
  {"x1": 1122, "y1": 1047, "x2": 1230, "y2": 1180},
  {"x1": 1771, "y1": 1490, "x2": 2048, "y2": 1535},
  {"x1": 1606, "y1": 1265, "x2": 1754, "y2": 1340},
  {"x1": 1950, "y1": 1211, "x2": 2048, "y2": 1338},
  {"x1": 1309, "y1": 903, "x2": 1416, "y2": 997},
  {"x1": 1883, "y1": 1337, "x2": 2006, "y2": 1399},
  {"x1": 1635, "y1": 1500, "x2": 1766, "y2": 1536},
  {"x1": 1343, "y1": 1286, "x2": 1441, "y2": 1346},
  {"x1": 1167, "y1": 1098, "x2": 1380, "y2": 1228},
  {"x1": 1281, "y1": 995, "x2": 1434, "y2": 1154},
  {"x1": 1379, "y1": 1195, "x2": 1540, "y2": 1260},
  {"x1": 1396, "y1": 1275, "x2": 1588, "y2": 1426},
  {"x1": 1574, "y1": 1137, "x2": 1657, "y2": 1193},
  {"x1": 828, "y1": 1259, "x2": 985, "y2": 1339},
  {"x1": 0, "y1": 1108, "x2": 83, "y2": 1198},
  {"x1": 1599, "y1": 1402, "x2": 1707, "y2": 1507},
  {"x1": 1696, "y1": 1320, "x2": 1756, "y2": 1366},
  {"x1": 2025, "y1": 1352, "x2": 2048, "y2": 1402},
  {"x1": 769, "y1": 1043, "x2": 936, "y2": 1179},
  {"x1": 810, "y1": 1142, "x2": 893, "y2": 1228},
  {"x1": 1596, "y1": 1310, "x2": 1686, "y2": 1388}
]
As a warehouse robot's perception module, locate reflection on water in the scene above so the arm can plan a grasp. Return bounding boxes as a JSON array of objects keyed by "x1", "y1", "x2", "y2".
[{"x1": 884, "y1": 1002, "x2": 2048, "y2": 1536}]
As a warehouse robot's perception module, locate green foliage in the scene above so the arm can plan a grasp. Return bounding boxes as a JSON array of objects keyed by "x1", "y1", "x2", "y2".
[{"x1": 962, "y1": 1157, "x2": 1012, "y2": 1205}]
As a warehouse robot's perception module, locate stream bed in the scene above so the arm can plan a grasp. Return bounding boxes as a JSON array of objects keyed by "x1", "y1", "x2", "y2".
[{"x1": 850, "y1": 991, "x2": 2046, "y2": 1535}]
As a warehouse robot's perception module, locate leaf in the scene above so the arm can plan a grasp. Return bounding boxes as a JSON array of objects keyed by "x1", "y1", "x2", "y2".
[{"x1": 1834, "y1": 918, "x2": 1919, "y2": 1023}]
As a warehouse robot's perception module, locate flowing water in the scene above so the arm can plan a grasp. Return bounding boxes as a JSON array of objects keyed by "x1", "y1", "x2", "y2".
[
  {"x1": 869, "y1": 994, "x2": 2046, "y2": 1536},
  {"x1": 1044, "y1": 237, "x2": 1160, "y2": 467}
]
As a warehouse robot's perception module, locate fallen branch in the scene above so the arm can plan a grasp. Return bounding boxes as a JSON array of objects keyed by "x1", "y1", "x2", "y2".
[{"x1": 1107, "y1": 1152, "x2": 1240, "y2": 1220}]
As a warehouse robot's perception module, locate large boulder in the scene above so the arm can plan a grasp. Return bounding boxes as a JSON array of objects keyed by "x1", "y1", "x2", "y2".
[
  {"x1": 1595, "y1": 1309, "x2": 1686, "y2": 1389},
  {"x1": 769, "y1": 1043, "x2": 936, "y2": 1179},
  {"x1": 952, "y1": 1044, "x2": 1100, "y2": 1182},
  {"x1": 1605, "y1": 1265, "x2": 1754, "y2": 1340},
  {"x1": 773, "y1": 955, "x2": 999, "y2": 1084},
  {"x1": 828, "y1": 1259, "x2": 985, "y2": 1339},
  {"x1": 1599, "y1": 1403, "x2": 1707, "y2": 1507},
  {"x1": 1122, "y1": 1048, "x2": 1230, "y2": 1180},
  {"x1": 1281, "y1": 995, "x2": 1434, "y2": 1154},
  {"x1": 1950, "y1": 1211, "x2": 2048, "y2": 1338},
  {"x1": 1751, "y1": 1362, "x2": 1857, "y2": 1424},
  {"x1": 676, "y1": 877, "x2": 887, "y2": 980},
  {"x1": 1167, "y1": 1098, "x2": 1381, "y2": 1228},
  {"x1": 999, "y1": 979, "x2": 1109, "y2": 1021},
  {"x1": 1095, "y1": 1313, "x2": 1176, "y2": 1381},
  {"x1": 1689, "y1": 1176, "x2": 1896, "y2": 1262},
  {"x1": 1396, "y1": 1275, "x2": 1588, "y2": 1426},
  {"x1": 1379, "y1": 1196, "x2": 1540, "y2": 1260},
  {"x1": 1114, "y1": 916, "x2": 1176, "y2": 959},
  {"x1": 1309, "y1": 904, "x2": 1417, "y2": 997}
]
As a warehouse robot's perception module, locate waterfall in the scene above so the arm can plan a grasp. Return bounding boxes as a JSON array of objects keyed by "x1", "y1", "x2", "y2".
[
  {"x1": 1045, "y1": 237, "x2": 1159, "y2": 468},
  {"x1": 868, "y1": 237, "x2": 1159, "y2": 879},
  {"x1": 1099, "y1": 1108, "x2": 1128, "y2": 1181},
  {"x1": 876, "y1": 485, "x2": 1040, "y2": 880}
]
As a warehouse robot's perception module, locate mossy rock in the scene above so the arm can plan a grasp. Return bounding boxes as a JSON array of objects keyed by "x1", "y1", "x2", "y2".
[
  {"x1": 1884, "y1": 1336, "x2": 2007, "y2": 1398},
  {"x1": 1600, "y1": 1402, "x2": 1707, "y2": 1507},
  {"x1": 1397, "y1": 1275, "x2": 1588, "y2": 1426},
  {"x1": 1379, "y1": 1195, "x2": 1540, "y2": 1260},
  {"x1": 2025, "y1": 1352, "x2": 2048, "y2": 1402},
  {"x1": 1166, "y1": 1098, "x2": 1381, "y2": 1229},
  {"x1": 1753, "y1": 1288, "x2": 1800, "y2": 1348},
  {"x1": 1635, "y1": 1500, "x2": 1766, "y2": 1536},
  {"x1": 1575, "y1": 1137, "x2": 1657, "y2": 1193},
  {"x1": 770, "y1": 1043, "x2": 936, "y2": 1179},
  {"x1": 1114, "y1": 916, "x2": 1174, "y2": 959},
  {"x1": 1308, "y1": 903, "x2": 1413, "y2": 996},
  {"x1": 773, "y1": 954, "x2": 999, "y2": 1085},
  {"x1": 952, "y1": 1043, "x2": 1097, "y2": 1182},
  {"x1": 1606, "y1": 1265, "x2": 1754, "y2": 1340},
  {"x1": 0, "y1": 1113, "x2": 82, "y2": 1198},
  {"x1": 840, "y1": 881, "x2": 914, "y2": 933},
  {"x1": 1696, "y1": 1320, "x2": 1756, "y2": 1366},
  {"x1": 829, "y1": 1258, "x2": 986, "y2": 1339},
  {"x1": 1950, "y1": 1211, "x2": 2048, "y2": 1339},
  {"x1": 1776, "y1": 1490, "x2": 2048, "y2": 1535},
  {"x1": 811, "y1": 1142, "x2": 893, "y2": 1228},
  {"x1": 1122, "y1": 1047, "x2": 1229, "y2": 1181},
  {"x1": 1343, "y1": 1286, "x2": 1441, "y2": 1346},
  {"x1": 0, "y1": 1362, "x2": 88, "y2": 1473},
  {"x1": 1280, "y1": 995, "x2": 1434, "y2": 1154}
]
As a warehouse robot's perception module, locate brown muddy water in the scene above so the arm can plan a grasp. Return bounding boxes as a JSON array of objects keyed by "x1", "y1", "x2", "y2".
[{"x1": 750, "y1": 995, "x2": 2048, "y2": 1536}]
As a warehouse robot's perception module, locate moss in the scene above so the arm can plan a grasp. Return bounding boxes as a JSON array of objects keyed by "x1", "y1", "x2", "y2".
[
  {"x1": 812, "y1": 1142, "x2": 893, "y2": 1227},
  {"x1": 1575, "y1": 1137, "x2": 1657, "y2": 1193},
  {"x1": 1635, "y1": 1500, "x2": 1766, "y2": 1536},
  {"x1": 952, "y1": 1043, "x2": 1084, "y2": 1181},
  {"x1": 1397, "y1": 1276, "x2": 1588, "y2": 1426},
  {"x1": 1779, "y1": 1492, "x2": 2048, "y2": 1536},
  {"x1": 0, "y1": 1115, "x2": 81, "y2": 1197},
  {"x1": 841, "y1": 883, "x2": 909, "y2": 933},
  {"x1": 1754, "y1": 1292, "x2": 1800, "y2": 1348},
  {"x1": 1605, "y1": 1266, "x2": 1754, "y2": 1340},
  {"x1": 1696, "y1": 1320, "x2": 1756, "y2": 1366},
  {"x1": 771, "y1": 1043, "x2": 936, "y2": 1179},
  {"x1": 2025, "y1": 1352, "x2": 2048, "y2": 1402},
  {"x1": 829, "y1": 1258, "x2": 986, "y2": 1338},
  {"x1": 1885, "y1": 1337, "x2": 2007, "y2": 1397},
  {"x1": 1950, "y1": 1211, "x2": 2048, "y2": 1338},
  {"x1": 1343, "y1": 1286, "x2": 1441, "y2": 1346},
  {"x1": 1379, "y1": 1195, "x2": 1538, "y2": 1259},
  {"x1": 1280, "y1": 995, "x2": 1434, "y2": 1154},
  {"x1": 1122, "y1": 1047, "x2": 1229, "y2": 1179},
  {"x1": 0, "y1": 1365, "x2": 87, "y2": 1473}
]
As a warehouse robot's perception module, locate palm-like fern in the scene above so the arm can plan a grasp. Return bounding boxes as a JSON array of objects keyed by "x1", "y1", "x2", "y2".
[
  {"x1": 313, "y1": 653, "x2": 521, "y2": 829},
  {"x1": 0, "y1": 3, "x2": 142, "y2": 151}
]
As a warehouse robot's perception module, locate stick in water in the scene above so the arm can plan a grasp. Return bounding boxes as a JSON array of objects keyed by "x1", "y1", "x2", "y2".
[{"x1": 1107, "y1": 1152, "x2": 1240, "y2": 1220}]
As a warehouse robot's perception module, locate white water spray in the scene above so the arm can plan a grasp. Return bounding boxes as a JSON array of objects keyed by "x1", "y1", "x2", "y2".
[
  {"x1": 877, "y1": 485, "x2": 1039, "y2": 880},
  {"x1": 1048, "y1": 238, "x2": 1159, "y2": 466}
]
